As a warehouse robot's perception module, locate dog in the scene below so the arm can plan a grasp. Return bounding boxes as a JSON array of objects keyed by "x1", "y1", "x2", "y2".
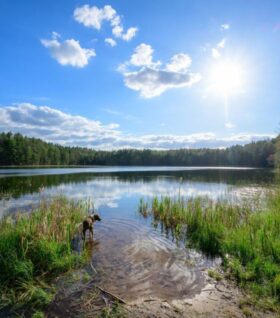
[{"x1": 82, "y1": 214, "x2": 101, "y2": 241}]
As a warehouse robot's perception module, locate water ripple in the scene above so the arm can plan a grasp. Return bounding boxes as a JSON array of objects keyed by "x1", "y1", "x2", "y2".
[{"x1": 87, "y1": 218, "x2": 217, "y2": 302}]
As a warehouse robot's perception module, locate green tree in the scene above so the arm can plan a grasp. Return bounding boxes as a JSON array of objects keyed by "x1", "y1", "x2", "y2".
[
  {"x1": 274, "y1": 136, "x2": 280, "y2": 169},
  {"x1": 0, "y1": 132, "x2": 279, "y2": 168}
]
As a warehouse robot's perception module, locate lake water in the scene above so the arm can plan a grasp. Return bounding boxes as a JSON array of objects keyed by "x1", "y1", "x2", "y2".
[{"x1": 0, "y1": 167, "x2": 275, "y2": 301}]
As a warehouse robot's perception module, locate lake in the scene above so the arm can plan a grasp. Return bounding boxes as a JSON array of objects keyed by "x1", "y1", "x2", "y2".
[{"x1": 0, "y1": 167, "x2": 275, "y2": 301}]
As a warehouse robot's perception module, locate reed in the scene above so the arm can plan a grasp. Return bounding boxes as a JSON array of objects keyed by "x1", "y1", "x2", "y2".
[
  {"x1": 0, "y1": 196, "x2": 87, "y2": 312},
  {"x1": 139, "y1": 191, "x2": 280, "y2": 306}
]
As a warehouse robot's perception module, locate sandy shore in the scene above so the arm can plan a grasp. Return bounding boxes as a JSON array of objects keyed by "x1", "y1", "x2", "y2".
[{"x1": 46, "y1": 268, "x2": 278, "y2": 318}]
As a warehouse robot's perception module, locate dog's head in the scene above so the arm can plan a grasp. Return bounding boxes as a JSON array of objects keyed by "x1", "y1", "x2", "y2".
[
  {"x1": 94, "y1": 214, "x2": 102, "y2": 221},
  {"x1": 90, "y1": 214, "x2": 101, "y2": 222}
]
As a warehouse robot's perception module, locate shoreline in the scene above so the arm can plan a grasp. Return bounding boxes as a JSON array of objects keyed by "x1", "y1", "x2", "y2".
[
  {"x1": 0, "y1": 165, "x2": 264, "y2": 169},
  {"x1": 45, "y1": 266, "x2": 277, "y2": 318},
  {"x1": 1, "y1": 193, "x2": 280, "y2": 317}
]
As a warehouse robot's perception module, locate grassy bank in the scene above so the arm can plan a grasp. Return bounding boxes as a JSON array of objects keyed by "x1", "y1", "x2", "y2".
[
  {"x1": 0, "y1": 197, "x2": 88, "y2": 314},
  {"x1": 139, "y1": 192, "x2": 280, "y2": 309}
]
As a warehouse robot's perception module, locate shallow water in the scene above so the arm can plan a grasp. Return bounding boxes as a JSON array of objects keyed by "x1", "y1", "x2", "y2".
[
  {"x1": 85, "y1": 218, "x2": 218, "y2": 301},
  {"x1": 0, "y1": 167, "x2": 275, "y2": 301}
]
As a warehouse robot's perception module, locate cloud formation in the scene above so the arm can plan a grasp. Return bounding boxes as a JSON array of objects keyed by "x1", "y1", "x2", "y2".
[
  {"x1": 41, "y1": 35, "x2": 95, "y2": 67},
  {"x1": 166, "y1": 54, "x2": 192, "y2": 72},
  {"x1": 211, "y1": 38, "x2": 226, "y2": 59},
  {"x1": 130, "y1": 43, "x2": 155, "y2": 67},
  {"x1": 123, "y1": 67, "x2": 201, "y2": 98},
  {"x1": 119, "y1": 43, "x2": 201, "y2": 98},
  {"x1": 105, "y1": 38, "x2": 117, "y2": 47},
  {"x1": 0, "y1": 104, "x2": 274, "y2": 150},
  {"x1": 74, "y1": 4, "x2": 138, "y2": 43},
  {"x1": 0, "y1": 103, "x2": 119, "y2": 147}
]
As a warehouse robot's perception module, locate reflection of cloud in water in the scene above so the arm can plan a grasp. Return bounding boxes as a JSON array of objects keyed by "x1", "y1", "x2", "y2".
[
  {"x1": 0, "y1": 176, "x2": 264, "y2": 216},
  {"x1": 58, "y1": 178, "x2": 230, "y2": 207}
]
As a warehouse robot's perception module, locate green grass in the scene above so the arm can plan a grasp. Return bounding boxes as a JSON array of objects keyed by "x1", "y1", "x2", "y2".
[
  {"x1": 139, "y1": 191, "x2": 280, "y2": 309},
  {"x1": 99, "y1": 302, "x2": 126, "y2": 318},
  {"x1": 31, "y1": 311, "x2": 45, "y2": 318},
  {"x1": 0, "y1": 196, "x2": 88, "y2": 313},
  {"x1": 208, "y1": 269, "x2": 223, "y2": 281}
]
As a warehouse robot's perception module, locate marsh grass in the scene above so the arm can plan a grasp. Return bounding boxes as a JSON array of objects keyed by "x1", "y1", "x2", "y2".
[
  {"x1": 138, "y1": 198, "x2": 149, "y2": 217},
  {"x1": 0, "y1": 196, "x2": 88, "y2": 313},
  {"x1": 99, "y1": 302, "x2": 126, "y2": 318},
  {"x1": 139, "y1": 191, "x2": 280, "y2": 308}
]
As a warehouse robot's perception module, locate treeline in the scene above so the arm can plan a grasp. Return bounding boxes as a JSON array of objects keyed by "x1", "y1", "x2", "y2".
[{"x1": 0, "y1": 132, "x2": 279, "y2": 167}]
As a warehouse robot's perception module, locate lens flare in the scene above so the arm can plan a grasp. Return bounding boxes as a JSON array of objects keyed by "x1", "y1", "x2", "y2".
[{"x1": 210, "y1": 60, "x2": 244, "y2": 95}]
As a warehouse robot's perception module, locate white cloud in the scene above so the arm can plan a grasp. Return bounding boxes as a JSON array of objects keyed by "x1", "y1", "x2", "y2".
[
  {"x1": 41, "y1": 36, "x2": 95, "y2": 67},
  {"x1": 124, "y1": 67, "x2": 201, "y2": 98},
  {"x1": 112, "y1": 24, "x2": 123, "y2": 37},
  {"x1": 73, "y1": 4, "x2": 115, "y2": 29},
  {"x1": 74, "y1": 4, "x2": 138, "y2": 42},
  {"x1": 130, "y1": 43, "x2": 154, "y2": 67},
  {"x1": 0, "y1": 103, "x2": 119, "y2": 147},
  {"x1": 51, "y1": 31, "x2": 61, "y2": 39},
  {"x1": 217, "y1": 38, "x2": 226, "y2": 49},
  {"x1": 105, "y1": 38, "x2": 117, "y2": 47},
  {"x1": 211, "y1": 38, "x2": 226, "y2": 59},
  {"x1": 119, "y1": 43, "x2": 201, "y2": 98},
  {"x1": 0, "y1": 104, "x2": 274, "y2": 150},
  {"x1": 122, "y1": 27, "x2": 138, "y2": 41},
  {"x1": 166, "y1": 54, "x2": 192, "y2": 72},
  {"x1": 221, "y1": 24, "x2": 230, "y2": 30},
  {"x1": 117, "y1": 63, "x2": 129, "y2": 73}
]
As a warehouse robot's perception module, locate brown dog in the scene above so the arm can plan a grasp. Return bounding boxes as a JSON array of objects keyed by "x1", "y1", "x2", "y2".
[{"x1": 82, "y1": 214, "x2": 101, "y2": 240}]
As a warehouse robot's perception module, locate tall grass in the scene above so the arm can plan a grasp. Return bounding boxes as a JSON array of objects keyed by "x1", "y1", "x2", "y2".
[
  {"x1": 139, "y1": 192, "x2": 280, "y2": 306},
  {"x1": 0, "y1": 196, "x2": 88, "y2": 312}
]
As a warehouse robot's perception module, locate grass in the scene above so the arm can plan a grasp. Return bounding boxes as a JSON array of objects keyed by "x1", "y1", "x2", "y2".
[
  {"x1": 208, "y1": 269, "x2": 223, "y2": 281},
  {"x1": 32, "y1": 311, "x2": 45, "y2": 318},
  {"x1": 138, "y1": 191, "x2": 280, "y2": 310},
  {"x1": 0, "y1": 196, "x2": 88, "y2": 314},
  {"x1": 99, "y1": 302, "x2": 126, "y2": 318}
]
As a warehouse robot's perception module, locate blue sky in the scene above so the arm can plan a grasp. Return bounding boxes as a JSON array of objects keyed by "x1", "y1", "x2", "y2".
[{"x1": 0, "y1": 0, "x2": 280, "y2": 149}]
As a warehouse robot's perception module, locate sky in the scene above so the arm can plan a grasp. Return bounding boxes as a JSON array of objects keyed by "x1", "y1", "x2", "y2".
[{"x1": 0, "y1": 0, "x2": 280, "y2": 149}]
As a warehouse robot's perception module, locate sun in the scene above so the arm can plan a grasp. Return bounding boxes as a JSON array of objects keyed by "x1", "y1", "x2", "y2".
[{"x1": 209, "y1": 59, "x2": 244, "y2": 96}]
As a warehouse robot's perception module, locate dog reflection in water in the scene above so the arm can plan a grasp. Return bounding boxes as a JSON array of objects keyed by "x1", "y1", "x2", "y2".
[
  {"x1": 82, "y1": 214, "x2": 101, "y2": 241},
  {"x1": 84, "y1": 239, "x2": 100, "y2": 259}
]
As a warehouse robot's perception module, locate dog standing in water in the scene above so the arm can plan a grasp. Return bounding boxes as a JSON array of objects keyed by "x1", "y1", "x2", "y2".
[{"x1": 82, "y1": 214, "x2": 101, "y2": 241}]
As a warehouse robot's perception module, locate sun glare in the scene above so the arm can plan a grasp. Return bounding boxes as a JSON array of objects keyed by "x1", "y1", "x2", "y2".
[{"x1": 209, "y1": 60, "x2": 244, "y2": 95}]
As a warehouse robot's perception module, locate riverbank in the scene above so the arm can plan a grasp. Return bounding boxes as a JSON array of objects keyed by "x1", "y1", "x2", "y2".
[
  {"x1": 139, "y1": 191, "x2": 280, "y2": 314},
  {"x1": 0, "y1": 197, "x2": 88, "y2": 316},
  {"x1": 44, "y1": 266, "x2": 278, "y2": 318},
  {"x1": 1, "y1": 193, "x2": 279, "y2": 317}
]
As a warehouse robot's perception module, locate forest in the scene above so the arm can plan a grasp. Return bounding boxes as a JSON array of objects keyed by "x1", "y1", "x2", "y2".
[{"x1": 0, "y1": 132, "x2": 279, "y2": 167}]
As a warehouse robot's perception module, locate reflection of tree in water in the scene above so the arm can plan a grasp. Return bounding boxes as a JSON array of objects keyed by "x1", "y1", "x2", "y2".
[{"x1": 0, "y1": 169, "x2": 275, "y2": 200}]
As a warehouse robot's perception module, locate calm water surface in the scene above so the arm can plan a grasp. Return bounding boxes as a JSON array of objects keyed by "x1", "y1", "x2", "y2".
[{"x1": 0, "y1": 167, "x2": 275, "y2": 301}]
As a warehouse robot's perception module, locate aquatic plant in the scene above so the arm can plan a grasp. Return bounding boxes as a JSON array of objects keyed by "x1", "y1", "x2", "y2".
[
  {"x1": 0, "y1": 196, "x2": 87, "y2": 313},
  {"x1": 139, "y1": 191, "x2": 280, "y2": 308},
  {"x1": 138, "y1": 197, "x2": 149, "y2": 217}
]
